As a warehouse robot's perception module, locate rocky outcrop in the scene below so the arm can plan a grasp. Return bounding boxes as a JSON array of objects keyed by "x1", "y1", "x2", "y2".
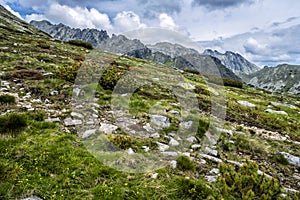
[{"x1": 203, "y1": 49, "x2": 260, "y2": 75}]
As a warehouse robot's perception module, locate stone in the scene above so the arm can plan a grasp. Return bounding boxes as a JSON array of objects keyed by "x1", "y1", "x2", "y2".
[
  {"x1": 191, "y1": 144, "x2": 201, "y2": 149},
  {"x1": 127, "y1": 148, "x2": 135, "y2": 155},
  {"x1": 178, "y1": 82, "x2": 196, "y2": 90},
  {"x1": 150, "y1": 133, "x2": 160, "y2": 138},
  {"x1": 31, "y1": 99, "x2": 42, "y2": 104},
  {"x1": 45, "y1": 117, "x2": 60, "y2": 123},
  {"x1": 199, "y1": 153, "x2": 222, "y2": 163},
  {"x1": 20, "y1": 197, "x2": 43, "y2": 200},
  {"x1": 226, "y1": 160, "x2": 243, "y2": 167},
  {"x1": 157, "y1": 142, "x2": 169, "y2": 152},
  {"x1": 216, "y1": 127, "x2": 233, "y2": 135},
  {"x1": 151, "y1": 173, "x2": 158, "y2": 179},
  {"x1": 99, "y1": 123, "x2": 118, "y2": 134},
  {"x1": 186, "y1": 136, "x2": 197, "y2": 143},
  {"x1": 210, "y1": 168, "x2": 219, "y2": 175},
  {"x1": 271, "y1": 102, "x2": 297, "y2": 109},
  {"x1": 265, "y1": 109, "x2": 288, "y2": 116},
  {"x1": 169, "y1": 138, "x2": 180, "y2": 146},
  {"x1": 205, "y1": 147, "x2": 218, "y2": 157},
  {"x1": 150, "y1": 115, "x2": 170, "y2": 127},
  {"x1": 168, "y1": 110, "x2": 180, "y2": 116},
  {"x1": 142, "y1": 146, "x2": 150, "y2": 152},
  {"x1": 64, "y1": 118, "x2": 82, "y2": 126},
  {"x1": 180, "y1": 121, "x2": 193, "y2": 129},
  {"x1": 205, "y1": 175, "x2": 217, "y2": 182},
  {"x1": 50, "y1": 90, "x2": 59, "y2": 96},
  {"x1": 237, "y1": 100, "x2": 256, "y2": 108},
  {"x1": 283, "y1": 187, "x2": 298, "y2": 194},
  {"x1": 143, "y1": 123, "x2": 155, "y2": 133},
  {"x1": 279, "y1": 152, "x2": 300, "y2": 167},
  {"x1": 82, "y1": 129, "x2": 96, "y2": 139},
  {"x1": 71, "y1": 112, "x2": 84, "y2": 119},
  {"x1": 161, "y1": 151, "x2": 178, "y2": 156},
  {"x1": 170, "y1": 160, "x2": 177, "y2": 169}
]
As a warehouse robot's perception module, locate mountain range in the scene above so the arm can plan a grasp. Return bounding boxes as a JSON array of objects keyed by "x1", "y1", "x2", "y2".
[{"x1": 30, "y1": 20, "x2": 300, "y2": 96}]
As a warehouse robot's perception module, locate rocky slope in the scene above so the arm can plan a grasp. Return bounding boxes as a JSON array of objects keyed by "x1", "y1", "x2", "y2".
[
  {"x1": 1, "y1": 5, "x2": 299, "y2": 199},
  {"x1": 203, "y1": 49, "x2": 260, "y2": 75},
  {"x1": 246, "y1": 64, "x2": 300, "y2": 95}
]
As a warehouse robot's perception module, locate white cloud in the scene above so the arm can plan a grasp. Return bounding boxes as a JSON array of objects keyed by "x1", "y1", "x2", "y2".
[
  {"x1": 159, "y1": 13, "x2": 178, "y2": 30},
  {"x1": 25, "y1": 3, "x2": 112, "y2": 31},
  {"x1": 243, "y1": 37, "x2": 268, "y2": 55},
  {"x1": 113, "y1": 11, "x2": 146, "y2": 33}
]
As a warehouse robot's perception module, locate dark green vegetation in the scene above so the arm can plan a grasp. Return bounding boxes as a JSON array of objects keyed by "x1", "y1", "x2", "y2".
[
  {"x1": 68, "y1": 40, "x2": 94, "y2": 50},
  {"x1": 0, "y1": 5, "x2": 299, "y2": 200}
]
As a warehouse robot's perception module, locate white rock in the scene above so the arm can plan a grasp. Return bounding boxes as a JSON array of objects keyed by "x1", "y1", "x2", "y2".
[
  {"x1": 186, "y1": 136, "x2": 197, "y2": 143},
  {"x1": 181, "y1": 152, "x2": 190, "y2": 157},
  {"x1": 157, "y1": 142, "x2": 169, "y2": 152},
  {"x1": 279, "y1": 152, "x2": 300, "y2": 167},
  {"x1": 180, "y1": 121, "x2": 193, "y2": 129},
  {"x1": 237, "y1": 100, "x2": 256, "y2": 108},
  {"x1": 216, "y1": 127, "x2": 233, "y2": 135},
  {"x1": 82, "y1": 129, "x2": 96, "y2": 139},
  {"x1": 205, "y1": 175, "x2": 217, "y2": 182},
  {"x1": 169, "y1": 138, "x2": 180, "y2": 146},
  {"x1": 168, "y1": 110, "x2": 180, "y2": 116},
  {"x1": 45, "y1": 118, "x2": 60, "y2": 123},
  {"x1": 71, "y1": 112, "x2": 84, "y2": 119},
  {"x1": 99, "y1": 123, "x2": 118, "y2": 134},
  {"x1": 191, "y1": 144, "x2": 201, "y2": 149},
  {"x1": 150, "y1": 115, "x2": 170, "y2": 127},
  {"x1": 142, "y1": 146, "x2": 150, "y2": 152},
  {"x1": 31, "y1": 99, "x2": 42, "y2": 104},
  {"x1": 64, "y1": 118, "x2": 82, "y2": 126},
  {"x1": 210, "y1": 168, "x2": 220, "y2": 175},
  {"x1": 178, "y1": 82, "x2": 196, "y2": 90},
  {"x1": 151, "y1": 173, "x2": 158, "y2": 179},
  {"x1": 161, "y1": 151, "x2": 178, "y2": 156},
  {"x1": 150, "y1": 132, "x2": 160, "y2": 139},
  {"x1": 283, "y1": 187, "x2": 298, "y2": 194},
  {"x1": 127, "y1": 148, "x2": 135, "y2": 155},
  {"x1": 143, "y1": 123, "x2": 155, "y2": 133},
  {"x1": 265, "y1": 109, "x2": 288, "y2": 116},
  {"x1": 50, "y1": 90, "x2": 59, "y2": 96},
  {"x1": 169, "y1": 160, "x2": 177, "y2": 169},
  {"x1": 271, "y1": 102, "x2": 297, "y2": 109},
  {"x1": 199, "y1": 153, "x2": 222, "y2": 163},
  {"x1": 205, "y1": 147, "x2": 218, "y2": 157}
]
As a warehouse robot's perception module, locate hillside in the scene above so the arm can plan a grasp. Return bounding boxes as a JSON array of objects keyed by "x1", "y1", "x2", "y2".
[
  {"x1": 1, "y1": 5, "x2": 300, "y2": 200},
  {"x1": 246, "y1": 64, "x2": 300, "y2": 95}
]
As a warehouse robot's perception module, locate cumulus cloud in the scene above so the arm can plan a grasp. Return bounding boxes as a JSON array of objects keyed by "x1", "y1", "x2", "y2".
[
  {"x1": 192, "y1": 0, "x2": 255, "y2": 9},
  {"x1": 25, "y1": 3, "x2": 112, "y2": 31},
  {"x1": 159, "y1": 13, "x2": 178, "y2": 30},
  {"x1": 243, "y1": 37, "x2": 268, "y2": 55},
  {"x1": 113, "y1": 11, "x2": 146, "y2": 33}
]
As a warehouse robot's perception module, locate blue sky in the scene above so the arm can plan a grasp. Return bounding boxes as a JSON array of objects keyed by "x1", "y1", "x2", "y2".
[{"x1": 1, "y1": 0, "x2": 300, "y2": 67}]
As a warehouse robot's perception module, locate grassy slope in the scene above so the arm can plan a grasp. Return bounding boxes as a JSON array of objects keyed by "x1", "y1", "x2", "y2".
[{"x1": 0, "y1": 14, "x2": 300, "y2": 200}]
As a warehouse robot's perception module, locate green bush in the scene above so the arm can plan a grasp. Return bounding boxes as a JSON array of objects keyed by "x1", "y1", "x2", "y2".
[
  {"x1": 217, "y1": 161, "x2": 282, "y2": 199},
  {"x1": 0, "y1": 113, "x2": 27, "y2": 136},
  {"x1": 68, "y1": 40, "x2": 93, "y2": 49},
  {"x1": 99, "y1": 65, "x2": 126, "y2": 90},
  {"x1": 197, "y1": 118, "x2": 209, "y2": 139},
  {"x1": 274, "y1": 153, "x2": 289, "y2": 165},
  {"x1": 0, "y1": 94, "x2": 16, "y2": 104},
  {"x1": 172, "y1": 176, "x2": 216, "y2": 199},
  {"x1": 177, "y1": 155, "x2": 195, "y2": 171}
]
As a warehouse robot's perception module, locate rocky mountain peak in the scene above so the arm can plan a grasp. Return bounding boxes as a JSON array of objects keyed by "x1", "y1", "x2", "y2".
[{"x1": 203, "y1": 49, "x2": 260, "y2": 75}]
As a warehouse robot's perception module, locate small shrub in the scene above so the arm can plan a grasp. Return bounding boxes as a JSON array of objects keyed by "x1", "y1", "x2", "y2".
[
  {"x1": 99, "y1": 65, "x2": 126, "y2": 90},
  {"x1": 217, "y1": 161, "x2": 282, "y2": 199},
  {"x1": 177, "y1": 155, "x2": 195, "y2": 171},
  {"x1": 274, "y1": 153, "x2": 289, "y2": 165},
  {"x1": 223, "y1": 78, "x2": 243, "y2": 88},
  {"x1": 37, "y1": 41, "x2": 50, "y2": 49},
  {"x1": 196, "y1": 118, "x2": 209, "y2": 139},
  {"x1": 173, "y1": 176, "x2": 216, "y2": 199},
  {"x1": 0, "y1": 94, "x2": 16, "y2": 104},
  {"x1": 27, "y1": 111, "x2": 45, "y2": 121},
  {"x1": 0, "y1": 113, "x2": 27, "y2": 136},
  {"x1": 68, "y1": 40, "x2": 93, "y2": 49}
]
